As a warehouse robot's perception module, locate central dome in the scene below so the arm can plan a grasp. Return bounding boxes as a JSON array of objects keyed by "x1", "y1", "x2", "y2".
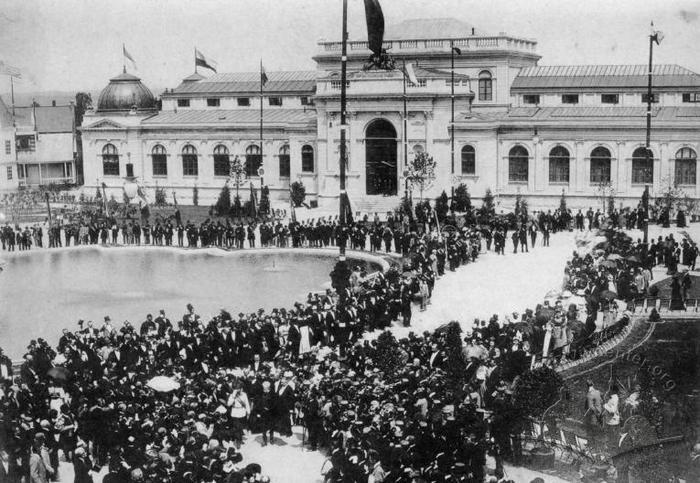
[{"x1": 97, "y1": 70, "x2": 156, "y2": 112}]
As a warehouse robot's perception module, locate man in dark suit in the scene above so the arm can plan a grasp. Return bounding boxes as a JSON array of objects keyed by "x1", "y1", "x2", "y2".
[
  {"x1": 254, "y1": 380, "x2": 277, "y2": 446},
  {"x1": 275, "y1": 372, "x2": 296, "y2": 437}
]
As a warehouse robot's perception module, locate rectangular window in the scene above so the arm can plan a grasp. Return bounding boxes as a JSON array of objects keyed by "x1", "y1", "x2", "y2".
[
  {"x1": 601, "y1": 94, "x2": 619, "y2": 104},
  {"x1": 15, "y1": 135, "x2": 36, "y2": 151},
  {"x1": 300, "y1": 96, "x2": 314, "y2": 106},
  {"x1": 102, "y1": 158, "x2": 120, "y2": 176},
  {"x1": 237, "y1": 97, "x2": 250, "y2": 106},
  {"x1": 675, "y1": 159, "x2": 696, "y2": 185},
  {"x1": 590, "y1": 159, "x2": 611, "y2": 184},
  {"x1": 478, "y1": 79, "x2": 492, "y2": 101},
  {"x1": 245, "y1": 155, "x2": 262, "y2": 177},
  {"x1": 508, "y1": 159, "x2": 528, "y2": 182},
  {"x1": 182, "y1": 156, "x2": 198, "y2": 176},
  {"x1": 562, "y1": 94, "x2": 579, "y2": 104},
  {"x1": 152, "y1": 154, "x2": 167, "y2": 176},
  {"x1": 177, "y1": 99, "x2": 190, "y2": 107},
  {"x1": 268, "y1": 97, "x2": 283, "y2": 106},
  {"x1": 549, "y1": 159, "x2": 570, "y2": 183},
  {"x1": 632, "y1": 159, "x2": 654, "y2": 184},
  {"x1": 523, "y1": 95, "x2": 540, "y2": 105},
  {"x1": 206, "y1": 98, "x2": 220, "y2": 107},
  {"x1": 213, "y1": 156, "x2": 230, "y2": 177},
  {"x1": 641, "y1": 93, "x2": 658, "y2": 104},
  {"x1": 6, "y1": 166, "x2": 12, "y2": 180},
  {"x1": 17, "y1": 165, "x2": 25, "y2": 178},
  {"x1": 4, "y1": 140, "x2": 10, "y2": 154},
  {"x1": 682, "y1": 93, "x2": 700, "y2": 103},
  {"x1": 279, "y1": 154, "x2": 290, "y2": 177}
]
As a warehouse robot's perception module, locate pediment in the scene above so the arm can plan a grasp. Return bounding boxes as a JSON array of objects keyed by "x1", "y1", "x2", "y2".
[{"x1": 84, "y1": 119, "x2": 126, "y2": 130}]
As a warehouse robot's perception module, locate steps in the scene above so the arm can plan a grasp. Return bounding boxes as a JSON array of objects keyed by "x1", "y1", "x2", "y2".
[{"x1": 350, "y1": 195, "x2": 401, "y2": 219}]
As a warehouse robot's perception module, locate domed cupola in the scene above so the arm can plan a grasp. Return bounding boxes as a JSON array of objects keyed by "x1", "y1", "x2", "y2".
[{"x1": 96, "y1": 68, "x2": 156, "y2": 112}]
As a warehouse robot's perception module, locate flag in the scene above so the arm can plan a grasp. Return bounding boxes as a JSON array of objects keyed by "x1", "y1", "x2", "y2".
[
  {"x1": 123, "y1": 44, "x2": 137, "y2": 71},
  {"x1": 0, "y1": 61, "x2": 21, "y2": 78},
  {"x1": 195, "y1": 48, "x2": 217, "y2": 73},
  {"x1": 650, "y1": 22, "x2": 664, "y2": 45},
  {"x1": 363, "y1": 0, "x2": 385, "y2": 56},
  {"x1": 403, "y1": 62, "x2": 418, "y2": 86},
  {"x1": 260, "y1": 61, "x2": 268, "y2": 87}
]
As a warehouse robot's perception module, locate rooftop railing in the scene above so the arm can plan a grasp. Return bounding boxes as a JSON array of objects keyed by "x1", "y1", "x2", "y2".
[{"x1": 319, "y1": 35, "x2": 537, "y2": 53}]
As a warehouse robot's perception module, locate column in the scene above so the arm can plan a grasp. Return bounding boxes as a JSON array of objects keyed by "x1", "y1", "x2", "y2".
[
  {"x1": 615, "y1": 141, "x2": 625, "y2": 194},
  {"x1": 658, "y1": 141, "x2": 669, "y2": 187},
  {"x1": 575, "y1": 141, "x2": 586, "y2": 192},
  {"x1": 533, "y1": 139, "x2": 544, "y2": 191},
  {"x1": 652, "y1": 142, "x2": 662, "y2": 191}
]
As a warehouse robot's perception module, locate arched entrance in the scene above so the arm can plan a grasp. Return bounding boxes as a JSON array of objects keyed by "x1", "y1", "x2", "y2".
[{"x1": 365, "y1": 119, "x2": 397, "y2": 195}]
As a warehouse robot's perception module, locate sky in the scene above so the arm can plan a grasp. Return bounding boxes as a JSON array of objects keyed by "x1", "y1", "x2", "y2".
[{"x1": 1, "y1": 0, "x2": 699, "y2": 97}]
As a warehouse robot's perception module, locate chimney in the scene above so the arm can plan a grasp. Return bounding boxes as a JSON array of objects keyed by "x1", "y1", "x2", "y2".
[{"x1": 52, "y1": 100, "x2": 56, "y2": 107}]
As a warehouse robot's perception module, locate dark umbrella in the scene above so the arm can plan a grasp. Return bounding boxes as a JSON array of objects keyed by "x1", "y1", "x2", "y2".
[
  {"x1": 600, "y1": 289, "x2": 618, "y2": 301},
  {"x1": 47, "y1": 367, "x2": 71, "y2": 381}
]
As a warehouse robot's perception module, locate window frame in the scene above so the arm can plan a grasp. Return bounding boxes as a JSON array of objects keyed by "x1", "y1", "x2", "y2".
[
  {"x1": 213, "y1": 144, "x2": 230, "y2": 177},
  {"x1": 548, "y1": 146, "x2": 570, "y2": 184},
  {"x1": 477, "y1": 71, "x2": 493, "y2": 101},
  {"x1": 268, "y1": 96, "x2": 283, "y2": 106},
  {"x1": 6, "y1": 166, "x2": 12, "y2": 180},
  {"x1": 4, "y1": 140, "x2": 11, "y2": 155},
  {"x1": 177, "y1": 99, "x2": 190, "y2": 108},
  {"x1": 461, "y1": 145, "x2": 476, "y2": 175},
  {"x1": 206, "y1": 98, "x2": 220, "y2": 107},
  {"x1": 237, "y1": 97, "x2": 250, "y2": 106},
  {"x1": 16, "y1": 134, "x2": 36, "y2": 152},
  {"x1": 641, "y1": 93, "x2": 659, "y2": 104},
  {"x1": 301, "y1": 145, "x2": 315, "y2": 173},
  {"x1": 523, "y1": 94, "x2": 540, "y2": 105},
  {"x1": 181, "y1": 144, "x2": 199, "y2": 177},
  {"x1": 245, "y1": 144, "x2": 262, "y2": 178},
  {"x1": 589, "y1": 146, "x2": 612, "y2": 184},
  {"x1": 631, "y1": 147, "x2": 654, "y2": 185},
  {"x1": 561, "y1": 94, "x2": 579, "y2": 104},
  {"x1": 674, "y1": 147, "x2": 697, "y2": 186},
  {"x1": 151, "y1": 144, "x2": 168, "y2": 177},
  {"x1": 508, "y1": 145, "x2": 529, "y2": 183},
  {"x1": 682, "y1": 93, "x2": 700, "y2": 103},
  {"x1": 102, "y1": 143, "x2": 120, "y2": 176},
  {"x1": 279, "y1": 145, "x2": 290, "y2": 178},
  {"x1": 601, "y1": 94, "x2": 619, "y2": 104}
]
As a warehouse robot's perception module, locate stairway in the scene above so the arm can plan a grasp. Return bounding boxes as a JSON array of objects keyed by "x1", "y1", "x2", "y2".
[{"x1": 350, "y1": 195, "x2": 401, "y2": 219}]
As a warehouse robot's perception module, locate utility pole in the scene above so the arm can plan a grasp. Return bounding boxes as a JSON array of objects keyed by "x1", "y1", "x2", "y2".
[
  {"x1": 644, "y1": 26, "x2": 659, "y2": 244},
  {"x1": 338, "y1": 0, "x2": 348, "y2": 261}
]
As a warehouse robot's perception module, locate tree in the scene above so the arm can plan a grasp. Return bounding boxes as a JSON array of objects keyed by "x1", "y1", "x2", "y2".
[
  {"x1": 229, "y1": 155, "x2": 245, "y2": 203},
  {"x1": 154, "y1": 186, "x2": 167, "y2": 206},
  {"x1": 329, "y1": 260, "x2": 352, "y2": 301},
  {"x1": 559, "y1": 188, "x2": 567, "y2": 213},
  {"x1": 399, "y1": 193, "x2": 413, "y2": 221},
  {"x1": 290, "y1": 181, "x2": 306, "y2": 207},
  {"x1": 259, "y1": 185, "x2": 270, "y2": 217},
  {"x1": 405, "y1": 151, "x2": 436, "y2": 201},
  {"x1": 192, "y1": 185, "x2": 199, "y2": 206},
  {"x1": 215, "y1": 183, "x2": 231, "y2": 216},
  {"x1": 94, "y1": 186, "x2": 102, "y2": 201},
  {"x1": 231, "y1": 195, "x2": 243, "y2": 218},
  {"x1": 434, "y1": 191, "x2": 449, "y2": 223},
  {"x1": 453, "y1": 183, "x2": 472, "y2": 213},
  {"x1": 479, "y1": 188, "x2": 496, "y2": 223}
]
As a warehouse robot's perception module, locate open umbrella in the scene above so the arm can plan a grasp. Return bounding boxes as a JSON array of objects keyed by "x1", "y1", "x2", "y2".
[
  {"x1": 626, "y1": 255, "x2": 641, "y2": 264},
  {"x1": 600, "y1": 260, "x2": 617, "y2": 269},
  {"x1": 47, "y1": 367, "x2": 71, "y2": 381},
  {"x1": 599, "y1": 289, "x2": 618, "y2": 301},
  {"x1": 146, "y1": 376, "x2": 180, "y2": 392},
  {"x1": 607, "y1": 254, "x2": 623, "y2": 261}
]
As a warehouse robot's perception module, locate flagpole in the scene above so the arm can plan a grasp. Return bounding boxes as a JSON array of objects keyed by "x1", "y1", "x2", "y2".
[
  {"x1": 450, "y1": 40, "x2": 455, "y2": 175},
  {"x1": 10, "y1": 75, "x2": 15, "y2": 121},
  {"x1": 122, "y1": 43, "x2": 126, "y2": 73},
  {"x1": 194, "y1": 47, "x2": 198, "y2": 74},
  {"x1": 338, "y1": 0, "x2": 348, "y2": 261},
  {"x1": 402, "y1": 59, "x2": 407, "y2": 170},
  {"x1": 643, "y1": 27, "x2": 654, "y2": 244},
  {"x1": 260, "y1": 59, "x2": 264, "y2": 191}
]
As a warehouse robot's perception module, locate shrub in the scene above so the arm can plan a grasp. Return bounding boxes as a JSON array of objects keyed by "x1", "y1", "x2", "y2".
[
  {"x1": 329, "y1": 260, "x2": 352, "y2": 300},
  {"x1": 435, "y1": 190, "x2": 449, "y2": 223},
  {"x1": 290, "y1": 181, "x2": 306, "y2": 207},
  {"x1": 453, "y1": 183, "x2": 471, "y2": 212},
  {"x1": 479, "y1": 188, "x2": 495, "y2": 223},
  {"x1": 259, "y1": 185, "x2": 270, "y2": 216},
  {"x1": 215, "y1": 184, "x2": 231, "y2": 216},
  {"x1": 154, "y1": 186, "x2": 168, "y2": 206}
]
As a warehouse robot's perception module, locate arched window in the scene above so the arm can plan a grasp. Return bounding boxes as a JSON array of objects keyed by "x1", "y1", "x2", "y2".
[
  {"x1": 151, "y1": 144, "x2": 167, "y2": 177},
  {"x1": 675, "y1": 147, "x2": 697, "y2": 185},
  {"x1": 279, "y1": 145, "x2": 290, "y2": 178},
  {"x1": 590, "y1": 146, "x2": 611, "y2": 183},
  {"x1": 213, "y1": 144, "x2": 230, "y2": 177},
  {"x1": 301, "y1": 145, "x2": 314, "y2": 173},
  {"x1": 102, "y1": 143, "x2": 120, "y2": 176},
  {"x1": 631, "y1": 147, "x2": 653, "y2": 184},
  {"x1": 461, "y1": 145, "x2": 475, "y2": 175},
  {"x1": 478, "y1": 70, "x2": 493, "y2": 101},
  {"x1": 508, "y1": 145, "x2": 529, "y2": 182},
  {"x1": 182, "y1": 144, "x2": 198, "y2": 176},
  {"x1": 548, "y1": 146, "x2": 570, "y2": 183},
  {"x1": 245, "y1": 144, "x2": 262, "y2": 177}
]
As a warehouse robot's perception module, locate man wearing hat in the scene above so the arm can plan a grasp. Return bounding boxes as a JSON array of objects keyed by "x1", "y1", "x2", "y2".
[
  {"x1": 275, "y1": 372, "x2": 296, "y2": 437},
  {"x1": 29, "y1": 433, "x2": 54, "y2": 483}
]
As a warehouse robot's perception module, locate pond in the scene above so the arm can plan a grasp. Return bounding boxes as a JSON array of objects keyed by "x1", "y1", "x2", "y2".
[{"x1": 0, "y1": 247, "x2": 383, "y2": 359}]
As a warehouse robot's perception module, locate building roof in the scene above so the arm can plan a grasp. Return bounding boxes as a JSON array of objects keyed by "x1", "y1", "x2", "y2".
[
  {"x1": 0, "y1": 97, "x2": 14, "y2": 127},
  {"x1": 141, "y1": 109, "x2": 316, "y2": 127},
  {"x1": 501, "y1": 106, "x2": 700, "y2": 122},
  {"x1": 167, "y1": 71, "x2": 318, "y2": 96},
  {"x1": 12, "y1": 105, "x2": 74, "y2": 133},
  {"x1": 512, "y1": 64, "x2": 700, "y2": 90},
  {"x1": 374, "y1": 18, "x2": 488, "y2": 40},
  {"x1": 97, "y1": 71, "x2": 157, "y2": 112}
]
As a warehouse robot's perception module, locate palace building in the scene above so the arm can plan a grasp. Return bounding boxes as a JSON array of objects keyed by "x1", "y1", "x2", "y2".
[{"x1": 80, "y1": 18, "x2": 700, "y2": 211}]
